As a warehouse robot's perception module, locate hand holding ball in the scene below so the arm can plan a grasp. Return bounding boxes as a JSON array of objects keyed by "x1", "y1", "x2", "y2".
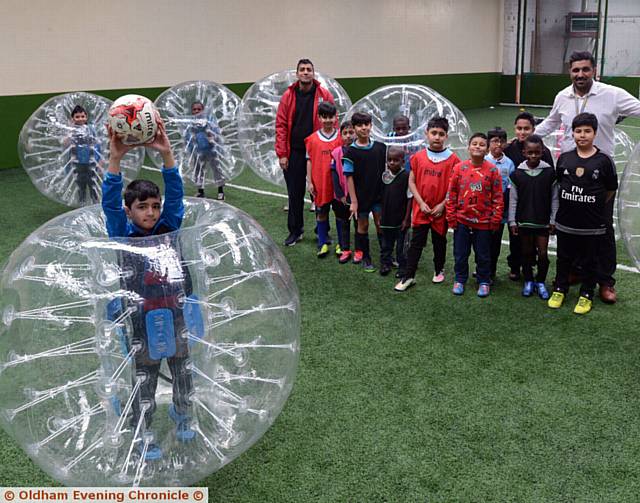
[{"x1": 108, "y1": 95, "x2": 158, "y2": 145}]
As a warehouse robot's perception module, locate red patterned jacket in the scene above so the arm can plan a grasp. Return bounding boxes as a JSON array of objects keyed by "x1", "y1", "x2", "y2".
[{"x1": 446, "y1": 159, "x2": 504, "y2": 230}]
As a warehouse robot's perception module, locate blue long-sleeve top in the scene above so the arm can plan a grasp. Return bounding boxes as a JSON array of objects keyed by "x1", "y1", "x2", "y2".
[{"x1": 102, "y1": 167, "x2": 184, "y2": 238}]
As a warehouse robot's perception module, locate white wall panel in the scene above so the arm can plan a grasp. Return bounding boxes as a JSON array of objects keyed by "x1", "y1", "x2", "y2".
[{"x1": 0, "y1": 0, "x2": 503, "y2": 96}]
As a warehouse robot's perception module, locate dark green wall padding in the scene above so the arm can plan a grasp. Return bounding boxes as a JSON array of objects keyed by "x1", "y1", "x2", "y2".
[
  {"x1": 501, "y1": 73, "x2": 640, "y2": 106},
  {"x1": 2, "y1": 72, "x2": 638, "y2": 170}
]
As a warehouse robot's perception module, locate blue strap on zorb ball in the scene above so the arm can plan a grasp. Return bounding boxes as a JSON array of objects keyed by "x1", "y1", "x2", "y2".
[
  {"x1": 195, "y1": 131, "x2": 212, "y2": 152},
  {"x1": 145, "y1": 308, "x2": 177, "y2": 360},
  {"x1": 183, "y1": 295, "x2": 205, "y2": 347},
  {"x1": 75, "y1": 144, "x2": 91, "y2": 164},
  {"x1": 106, "y1": 298, "x2": 130, "y2": 357}
]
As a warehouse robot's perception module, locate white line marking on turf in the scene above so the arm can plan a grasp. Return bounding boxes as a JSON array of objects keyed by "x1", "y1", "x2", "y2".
[
  {"x1": 141, "y1": 165, "x2": 639, "y2": 274},
  {"x1": 226, "y1": 183, "x2": 289, "y2": 199}
]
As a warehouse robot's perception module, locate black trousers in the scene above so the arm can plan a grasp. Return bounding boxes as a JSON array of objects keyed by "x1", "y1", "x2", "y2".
[
  {"x1": 129, "y1": 311, "x2": 193, "y2": 429},
  {"x1": 555, "y1": 231, "x2": 598, "y2": 298},
  {"x1": 283, "y1": 149, "x2": 307, "y2": 236},
  {"x1": 131, "y1": 355, "x2": 193, "y2": 429},
  {"x1": 74, "y1": 163, "x2": 99, "y2": 204},
  {"x1": 570, "y1": 198, "x2": 616, "y2": 287},
  {"x1": 519, "y1": 227, "x2": 550, "y2": 283},
  {"x1": 380, "y1": 227, "x2": 408, "y2": 270},
  {"x1": 405, "y1": 224, "x2": 447, "y2": 279},
  {"x1": 597, "y1": 198, "x2": 616, "y2": 287}
]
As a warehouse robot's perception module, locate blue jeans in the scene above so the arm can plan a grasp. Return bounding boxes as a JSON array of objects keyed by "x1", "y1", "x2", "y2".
[{"x1": 453, "y1": 224, "x2": 492, "y2": 284}]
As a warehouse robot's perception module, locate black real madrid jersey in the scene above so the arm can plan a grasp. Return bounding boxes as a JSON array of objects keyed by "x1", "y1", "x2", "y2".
[{"x1": 555, "y1": 149, "x2": 618, "y2": 235}]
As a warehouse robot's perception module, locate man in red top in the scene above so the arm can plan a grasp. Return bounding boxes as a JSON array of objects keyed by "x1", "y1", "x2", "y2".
[
  {"x1": 395, "y1": 117, "x2": 460, "y2": 292},
  {"x1": 446, "y1": 133, "x2": 504, "y2": 297},
  {"x1": 276, "y1": 59, "x2": 336, "y2": 246}
]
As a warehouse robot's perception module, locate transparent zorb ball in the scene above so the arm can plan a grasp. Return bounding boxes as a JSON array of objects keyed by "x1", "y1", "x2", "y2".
[
  {"x1": 0, "y1": 199, "x2": 300, "y2": 487},
  {"x1": 150, "y1": 81, "x2": 243, "y2": 188},
  {"x1": 346, "y1": 85, "x2": 471, "y2": 160},
  {"x1": 544, "y1": 126, "x2": 635, "y2": 237},
  {"x1": 543, "y1": 126, "x2": 634, "y2": 171},
  {"x1": 237, "y1": 69, "x2": 352, "y2": 187},
  {"x1": 18, "y1": 92, "x2": 144, "y2": 208},
  {"x1": 618, "y1": 140, "x2": 640, "y2": 271}
]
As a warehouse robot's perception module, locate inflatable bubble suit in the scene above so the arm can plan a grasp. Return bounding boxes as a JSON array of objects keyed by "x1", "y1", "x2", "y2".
[
  {"x1": 544, "y1": 127, "x2": 635, "y2": 238},
  {"x1": 543, "y1": 126, "x2": 634, "y2": 171},
  {"x1": 150, "y1": 81, "x2": 243, "y2": 188},
  {"x1": 0, "y1": 199, "x2": 300, "y2": 487},
  {"x1": 18, "y1": 92, "x2": 144, "y2": 208},
  {"x1": 237, "y1": 69, "x2": 352, "y2": 186},
  {"x1": 618, "y1": 140, "x2": 640, "y2": 271},
  {"x1": 345, "y1": 85, "x2": 471, "y2": 160}
]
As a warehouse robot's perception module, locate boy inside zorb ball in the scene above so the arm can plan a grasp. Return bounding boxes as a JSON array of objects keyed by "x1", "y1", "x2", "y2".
[{"x1": 102, "y1": 115, "x2": 202, "y2": 460}]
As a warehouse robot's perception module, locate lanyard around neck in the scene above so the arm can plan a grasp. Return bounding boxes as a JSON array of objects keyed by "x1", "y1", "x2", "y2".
[{"x1": 573, "y1": 90, "x2": 590, "y2": 115}]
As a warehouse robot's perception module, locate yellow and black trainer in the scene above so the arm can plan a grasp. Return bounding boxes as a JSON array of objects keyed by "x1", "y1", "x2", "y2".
[
  {"x1": 317, "y1": 243, "x2": 330, "y2": 258},
  {"x1": 547, "y1": 291, "x2": 565, "y2": 309},
  {"x1": 573, "y1": 296, "x2": 593, "y2": 315}
]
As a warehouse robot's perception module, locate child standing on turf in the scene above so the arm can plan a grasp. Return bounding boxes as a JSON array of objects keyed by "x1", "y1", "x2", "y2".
[
  {"x1": 485, "y1": 127, "x2": 515, "y2": 279},
  {"x1": 331, "y1": 121, "x2": 357, "y2": 263},
  {"x1": 305, "y1": 102, "x2": 343, "y2": 258},
  {"x1": 548, "y1": 113, "x2": 617, "y2": 315},
  {"x1": 343, "y1": 112, "x2": 387, "y2": 272},
  {"x1": 187, "y1": 101, "x2": 225, "y2": 200},
  {"x1": 508, "y1": 135, "x2": 558, "y2": 300},
  {"x1": 65, "y1": 105, "x2": 102, "y2": 205},
  {"x1": 388, "y1": 114, "x2": 421, "y2": 172},
  {"x1": 379, "y1": 146, "x2": 410, "y2": 276},
  {"x1": 504, "y1": 112, "x2": 555, "y2": 281},
  {"x1": 103, "y1": 119, "x2": 196, "y2": 460},
  {"x1": 395, "y1": 116, "x2": 460, "y2": 292},
  {"x1": 446, "y1": 133, "x2": 503, "y2": 297}
]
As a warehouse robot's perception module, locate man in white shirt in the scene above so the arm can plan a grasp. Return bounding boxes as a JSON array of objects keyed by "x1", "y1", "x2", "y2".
[{"x1": 535, "y1": 51, "x2": 640, "y2": 304}]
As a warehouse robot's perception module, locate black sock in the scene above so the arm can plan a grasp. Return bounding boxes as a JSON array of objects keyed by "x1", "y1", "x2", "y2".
[{"x1": 360, "y1": 233, "x2": 371, "y2": 260}]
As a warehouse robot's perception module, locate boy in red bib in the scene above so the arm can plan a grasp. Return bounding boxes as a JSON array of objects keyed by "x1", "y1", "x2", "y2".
[
  {"x1": 395, "y1": 117, "x2": 460, "y2": 292},
  {"x1": 305, "y1": 102, "x2": 344, "y2": 257}
]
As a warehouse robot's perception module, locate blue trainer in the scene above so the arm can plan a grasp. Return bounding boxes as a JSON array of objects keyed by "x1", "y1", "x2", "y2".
[
  {"x1": 522, "y1": 281, "x2": 534, "y2": 297},
  {"x1": 169, "y1": 405, "x2": 196, "y2": 442},
  {"x1": 136, "y1": 433, "x2": 162, "y2": 461},
  {"x1": 477, "y1": 283, "x2": 490, "y2": 297},
  {"x1": 452, "y1": 282, "x2": 465, "y2": 295},
  {"x1": 536, "y1": 282, "x2": 550, "y2": 300}
]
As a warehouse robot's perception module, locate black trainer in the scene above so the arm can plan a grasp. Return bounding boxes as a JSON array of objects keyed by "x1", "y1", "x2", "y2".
[{"x1": 284, "y1": 233, "x2": 303, "y2": 246}]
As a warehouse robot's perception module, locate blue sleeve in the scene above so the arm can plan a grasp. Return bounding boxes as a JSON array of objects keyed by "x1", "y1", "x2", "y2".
[
  {"x1": 342, "y1": 157, "x2": 354, "y2": 175},
  {"x1": 102, "y1": 173, "x2": 128, "y2": 238},
  {"x1": 159, "y1": 166, "x2": 185, "y2": 231}
]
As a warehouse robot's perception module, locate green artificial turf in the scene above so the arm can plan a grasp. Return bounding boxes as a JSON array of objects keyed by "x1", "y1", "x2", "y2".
[{"x1": 0, "y1": 107, "x2": 639, "y2": 501}]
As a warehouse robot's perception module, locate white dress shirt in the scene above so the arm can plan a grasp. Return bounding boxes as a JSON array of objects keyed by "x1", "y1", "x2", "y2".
[{"x1": 535, "y1": 81, "x2": 640, "y2": 156}]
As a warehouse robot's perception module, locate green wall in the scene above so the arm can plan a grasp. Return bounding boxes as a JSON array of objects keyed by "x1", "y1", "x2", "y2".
[
  {"x1": 500, "y1": 73, "x2": 640, "y2": 106},
  {"x1": 337, "y1": 72, "x2": 502, "y2": 110},
  {"x1": 0, "y1": 72, "x2": 501, "y2": 170}
]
